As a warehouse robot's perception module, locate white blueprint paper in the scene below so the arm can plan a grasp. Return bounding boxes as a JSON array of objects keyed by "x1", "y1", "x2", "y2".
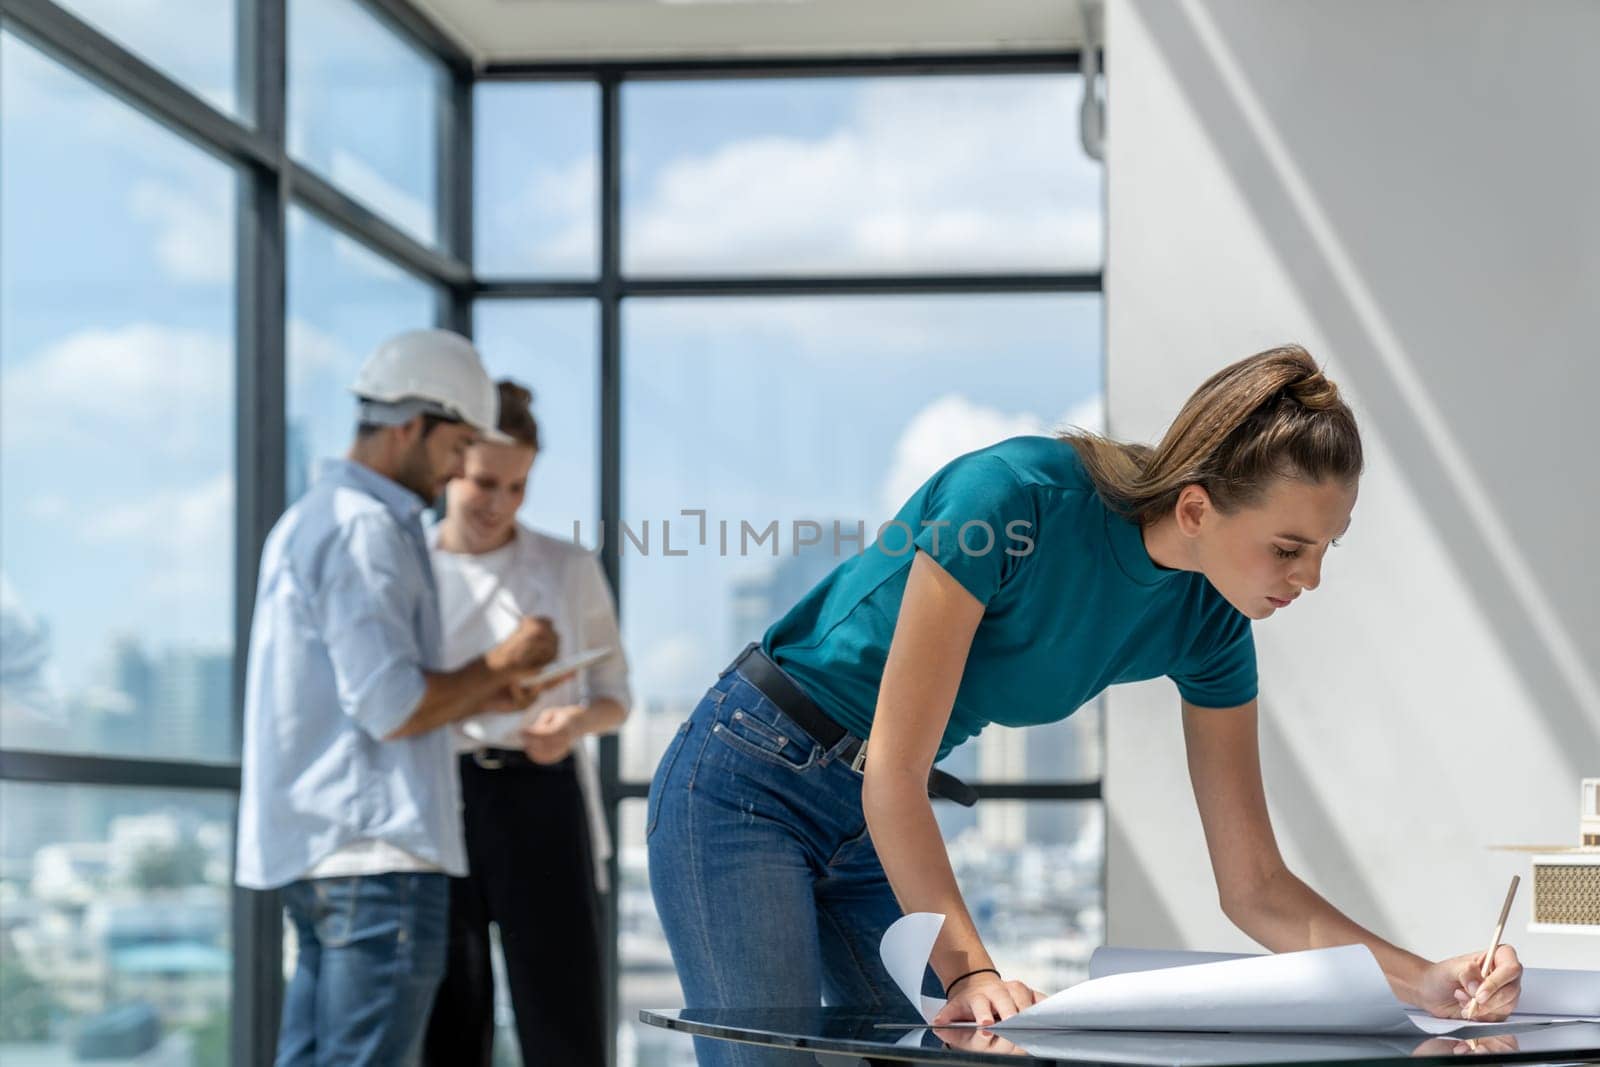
[
  {"x1": 880, "y1": 912, "x2": 950, "y2": 1022},
  {"x1": 1092, "y1": 947, "x2": 1600, "y2": 1024},
  {"x1": 880, "y1": 913, "x2": 1593, "y2": 1037}
]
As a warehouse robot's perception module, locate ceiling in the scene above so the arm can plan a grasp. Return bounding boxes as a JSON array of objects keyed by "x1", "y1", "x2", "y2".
[{"x1": 402, "y1": 0, "x2": 1097, "y2": 67}]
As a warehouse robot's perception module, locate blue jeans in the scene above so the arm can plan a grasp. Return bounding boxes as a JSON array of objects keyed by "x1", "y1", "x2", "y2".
[
  {"x1": 647, "y1": 666, "x2": 930, "y2": 1066},
  {"x1": 276, "y1": 872, "x2": 449, "y2": 1067}
]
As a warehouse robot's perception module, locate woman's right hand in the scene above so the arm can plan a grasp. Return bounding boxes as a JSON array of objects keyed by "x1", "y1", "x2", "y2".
[{"x1": 931, "y1": 972, "x2": 1046, "y2": 1027}]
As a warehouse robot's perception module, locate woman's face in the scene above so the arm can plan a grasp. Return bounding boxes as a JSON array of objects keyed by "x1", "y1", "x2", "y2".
[
  {"x1": 1188, "y1": 476, "x2": 1357, "y2": 621},
  {"x1": 444, "y1": 441, "x2": 537, "y2": 551}
]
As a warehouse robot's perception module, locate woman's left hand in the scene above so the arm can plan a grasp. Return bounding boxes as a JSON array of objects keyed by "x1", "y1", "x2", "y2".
[
  {"x1": 932, "y1": 1027, "x2": 1027, "y2": 1055},
  {"x1": 520, "y1": 704, "x2": 585, "y2": 764},
  {"x1": 1414, "y1": 945, "x2": 1522, "y2": 1021}
]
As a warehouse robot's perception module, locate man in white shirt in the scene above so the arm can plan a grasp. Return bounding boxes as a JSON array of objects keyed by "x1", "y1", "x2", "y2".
[{"x1": 237, "y1": 333, "x2": 562, "y2": 1067}]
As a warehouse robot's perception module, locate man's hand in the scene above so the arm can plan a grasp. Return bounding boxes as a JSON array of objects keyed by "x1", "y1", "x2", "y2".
[
  {"x1": 485, "y1": 616, "x2": 558, "y2": 673},
  {"x1": 520, "y1": 704, "x2": 585, "y2": 764}
]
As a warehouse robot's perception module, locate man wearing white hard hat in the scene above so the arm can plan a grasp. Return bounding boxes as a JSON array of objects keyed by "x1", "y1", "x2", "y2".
[{"x1": 236, "y1": 329, "x2": 562, "y2": 1067}]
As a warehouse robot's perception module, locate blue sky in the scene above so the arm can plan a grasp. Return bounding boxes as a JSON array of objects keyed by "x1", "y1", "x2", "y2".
[
  {"x1": 1, "y1": 33, "x2": 237, "y2": 721},
  {"x1": 0, "y1": 17, "x2": 1103, "y2": 770}
]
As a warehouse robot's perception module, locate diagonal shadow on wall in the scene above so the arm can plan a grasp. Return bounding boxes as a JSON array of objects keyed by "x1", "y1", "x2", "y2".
[
  {"x1": 1128, "y1": 0, "x2": 1600, "y2": 782},
  {"x1": 1106, "y1": 806, "x2": 1189, "y2": 948},
  {"x1": 1256, "y1": 702, "x2": 1397, "y2": 938}
]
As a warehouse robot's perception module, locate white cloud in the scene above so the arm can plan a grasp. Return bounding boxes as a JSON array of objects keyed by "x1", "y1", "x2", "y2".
[
  {"x1": 879, "y1": 392, "x2": 1104, "y2": 514},
  {"x1": 4, "y1": 322, "x2": 355, "y2": 451},
  {"x1": 633, "y1": 292, "x2": 1097, "y2": 369},
  {"x1": 4, "y1": 35, "x2": 237, "y2": 286},
  {"x1": 498, "y1": 155, "x2": 597, "y2": 272},
  {"x1": 131, "y1": 180, "x2": 232, "y2": 284},
  {"x1": 881, "y1": 395, "x2": 1047, "y2": 513},
  {"x1": 1058, "y1": 392, "x2": 1106, "y2": 436},
  {"x1": 25, "y1": 496, "x2": 69, "y2": 522},
  {"x1": 286, "y1": 317, "x2": 359, "y2": 394},
  {"x1": 85, "y1": 473, "x2": 231, "y2": 549},
  {"x1": 618, "y1": 77, "x2": 1102, "y2": 274},
  {"x1": 82, "y1": 474, "x2": 233, "y2": 602},
  {"x1": 2, "y1": 324, "x2": 230, "y2": 453}
]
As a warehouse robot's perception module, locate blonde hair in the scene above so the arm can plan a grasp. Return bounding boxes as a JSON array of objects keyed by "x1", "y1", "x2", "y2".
[{"x1": 1062, "y1": 345, "x2": 1362, "y2": 525}]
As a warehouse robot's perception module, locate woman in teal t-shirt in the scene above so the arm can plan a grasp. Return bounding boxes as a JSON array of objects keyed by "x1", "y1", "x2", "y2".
[{"x1": 646, "y1": 347, "x2": 1522, "y2": 1064}]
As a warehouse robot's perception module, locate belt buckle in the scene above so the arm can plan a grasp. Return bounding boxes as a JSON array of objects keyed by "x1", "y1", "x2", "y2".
[
  {"x1": 849, "y1": 740, "x2": 869, "y2": 774},
  {"x1": 473, "y1": 749, "x2": 505, "y2": 770}
]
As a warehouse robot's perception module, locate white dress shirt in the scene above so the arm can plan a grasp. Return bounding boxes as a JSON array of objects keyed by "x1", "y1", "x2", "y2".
[{"x1": 428, "y1": 521, "x2": 631, "y2": 891}]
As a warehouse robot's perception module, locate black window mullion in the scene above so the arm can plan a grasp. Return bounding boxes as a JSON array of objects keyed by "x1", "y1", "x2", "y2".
[
  {"x1": 436, "y1": 58, "x2": 473, "y2": 333},
  {"x1": 475, "y1": 273, "x2": 1099, "y2": 299},
  {"x1": 596, "y1": 70, "x2": 624, "y2": 1067},
  {"x1": 481, "y1": 50, "x2": 1079, "y2": 82},
  {"x1": 234, "y1": 1, "x2": 288, "y2": 1063},
  {"x1": 289, "y1": 161, "x2": 470, "y2": 290},
  {"x1": 0, "y1": 751, "x2": 240, "y2": 790}
]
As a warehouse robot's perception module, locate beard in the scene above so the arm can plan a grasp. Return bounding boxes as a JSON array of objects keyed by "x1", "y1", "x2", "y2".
[{"x1": 394, "y1": 437, "x2": 442, "y2": 504}]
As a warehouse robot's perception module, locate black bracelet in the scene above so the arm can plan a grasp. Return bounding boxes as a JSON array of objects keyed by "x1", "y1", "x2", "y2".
[{"x1": 944, "y1": 967, "x2": 1001, "y2": 996}]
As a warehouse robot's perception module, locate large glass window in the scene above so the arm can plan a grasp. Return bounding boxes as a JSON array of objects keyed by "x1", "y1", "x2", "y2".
[
  {"x1": 615, "y1": 797, "x2": 1104, "y2": 1064},
  {"x1": 51, "y1": 0, "x2": 240, "y2": 117},
  {"x1": 0, "y1": 782, "x2": 235, "y2": 1065},
  {"x1": 938, "y1": 799, "x2": 1106, "y2": 988},
  {"x1": 288, "y1": 0, "x2": 442, "y2": 245},
  {"x1": 474, "y1": 301, "x2": 601, "y2": 545},
  {"x1": 470, "y1": 68, "x2": 1107, "y2": 1067},
  {"x1": 618, "y1": 294, "x2": 1103, "y2": 783},
  {"x1": 285, "y1": 207, "x2": 437, "y2": 502},
  {"x1": 0, "y1": 33, "x2": 238, "y2": 762},
  {"x1": 3, "y1": 18, "x2": 1102, "y2": 1061},
  {"x1": 2, "y1": 6, "x2": 481, "y2": 1066},
  {"x1": 475, "y1": 83, "x2": 599, "y2": 277},
  {"x1": 623, "y1": 76, "x2": 1102, "y2": 276},
  {"x1": 616, "y1": 799, "x2": 694, "y2": 1067}
]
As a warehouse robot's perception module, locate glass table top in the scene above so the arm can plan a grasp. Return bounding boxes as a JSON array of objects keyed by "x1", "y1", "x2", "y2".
[{"x1": 641, "y1": 1007, "x2": 1600, "y2": 1066}]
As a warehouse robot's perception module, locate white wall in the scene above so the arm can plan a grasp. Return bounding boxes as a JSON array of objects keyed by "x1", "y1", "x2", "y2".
[{"x1": 1104, "y1": 0, "x2": 1599, "y2": 969}]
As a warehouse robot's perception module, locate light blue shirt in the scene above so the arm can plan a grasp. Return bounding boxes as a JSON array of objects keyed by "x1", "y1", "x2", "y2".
[{"x1": 235, "y1": 459, "x2": 464, "y2": 889}]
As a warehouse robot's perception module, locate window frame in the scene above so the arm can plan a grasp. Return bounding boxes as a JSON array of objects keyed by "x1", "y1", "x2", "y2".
[
  {"x1": 0, "y1": 1, "x2": 470, "y2": 1063},
  {"x1": 479, "y1": 53, "x2": 1107, "y2": 1067},
  {"x1": 0, "y1": 2, "x2": 1106, "y2": 1061}
]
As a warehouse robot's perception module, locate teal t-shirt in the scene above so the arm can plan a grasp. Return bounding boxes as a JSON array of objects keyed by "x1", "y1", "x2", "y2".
[{"x1": 763, "y1": 436, "x2": 1257, "y2": 759}]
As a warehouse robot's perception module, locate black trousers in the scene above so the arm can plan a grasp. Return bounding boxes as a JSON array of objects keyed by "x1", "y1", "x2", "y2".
[{"x1": 423, "y1": 752, "x2": 605, "y2": 1067}]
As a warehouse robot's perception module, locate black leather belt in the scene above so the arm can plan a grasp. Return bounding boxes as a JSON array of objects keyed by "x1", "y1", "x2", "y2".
[
  {"x1": 729, "y1": 644, "x2": 977, "y2": 808},
  {"x1": 464, "y1": 748, "x2": 571, "y2": 771}
]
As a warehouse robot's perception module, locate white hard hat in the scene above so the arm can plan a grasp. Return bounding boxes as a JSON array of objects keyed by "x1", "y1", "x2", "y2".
[{"x1": 350, "y1": 329, "x2": 507, "y2": 441}]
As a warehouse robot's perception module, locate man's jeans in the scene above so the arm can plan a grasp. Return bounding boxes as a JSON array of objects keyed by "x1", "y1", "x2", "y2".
[
  {"x1": 647, "y1": 667, "x2": 930, "y2": 1066},
  {"x1": 276, "y1": 872, "x2": 449, "y2": 1067}
]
